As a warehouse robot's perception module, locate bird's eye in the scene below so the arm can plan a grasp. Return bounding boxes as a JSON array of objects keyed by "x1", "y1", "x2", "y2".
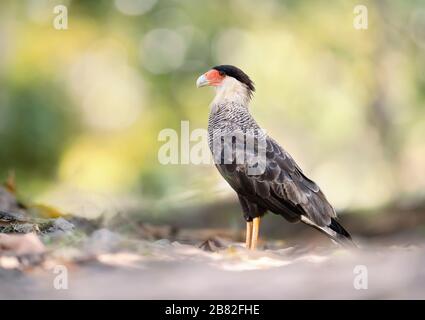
[{"x1": 219, "y1": 71, "x2": 226, "y2": 76}]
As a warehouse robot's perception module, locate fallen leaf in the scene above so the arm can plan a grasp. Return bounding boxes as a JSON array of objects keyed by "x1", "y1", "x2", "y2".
[
  {"x1": 97, "y1": 252, "x2": 144, "y2": 268},
  {"x1": 5, "y1": 170, "x2": 16, "y2": 194},
  {"x1": 199, "y1": 237, "x2": 226, "y2": 252},
  {"x1": 0, "y1": 233, "x2": 46, "y2": 256},
  {"x1": 0, "y1": 256, "x2": 20, "y2": 269},
  {"x1": 29, "y1": 203, "x2": 67, "y2": 219}
]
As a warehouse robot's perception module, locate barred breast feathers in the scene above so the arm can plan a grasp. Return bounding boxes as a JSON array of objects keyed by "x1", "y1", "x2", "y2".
[{"x1": 208, "y1": 101, "x2": 265, "y2": 151}]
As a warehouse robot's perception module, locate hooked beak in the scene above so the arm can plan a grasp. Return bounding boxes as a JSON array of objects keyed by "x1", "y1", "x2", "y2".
[{"x1": 196, "y1": 74, "x2": 209, "y2": 88}]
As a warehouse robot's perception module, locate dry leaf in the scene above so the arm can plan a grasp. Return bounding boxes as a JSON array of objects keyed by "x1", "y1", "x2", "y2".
[
  {"x1": 29, "y1": 203, "x2": 66, "y2": 218},
  {"x1": 199, "y1": 237, "x2": 226, "y2": 252},
  {"x1": 0, "y1": 233, "x2": 46, "y2": 256},
  {"x1": 5, "y1": 170, "x2": 16, "y2": 194}
]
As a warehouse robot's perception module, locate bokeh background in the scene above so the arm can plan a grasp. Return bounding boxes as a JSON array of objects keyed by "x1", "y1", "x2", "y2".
[{"x1": 1, "y1": 0, "x2": 425, "y2": 242}]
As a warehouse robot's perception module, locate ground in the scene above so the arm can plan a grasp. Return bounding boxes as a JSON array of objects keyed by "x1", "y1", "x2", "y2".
[
  {"x1": 1, "y1": 186, "x2": 425, "y2": 299},
  {"x1": 1, "y1": 229, "x2": 425, "y2": 299}
]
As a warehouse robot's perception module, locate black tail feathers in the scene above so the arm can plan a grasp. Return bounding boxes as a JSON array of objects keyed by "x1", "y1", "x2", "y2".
[
  {"x1": 300, "y1": 215, "x2": 357, "y2": 248},
  {"x1": 328, "y1": 218, "x2": 356, "y2": 247}
]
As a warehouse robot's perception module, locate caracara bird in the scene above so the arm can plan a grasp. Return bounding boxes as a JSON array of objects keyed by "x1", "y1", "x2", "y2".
[{"x1": 196, "y1": 65, "x2": 354, "y2": 249}]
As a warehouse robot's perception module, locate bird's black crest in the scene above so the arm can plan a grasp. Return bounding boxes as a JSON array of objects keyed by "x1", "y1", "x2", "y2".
[{"x1": 212, "y1": 65, "x2": 255, "y2": 93}]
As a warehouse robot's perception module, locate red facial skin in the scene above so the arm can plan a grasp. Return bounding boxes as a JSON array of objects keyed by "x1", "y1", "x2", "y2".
[{"x1": 205, "y1": 69, "x2": 225, "y2": 86}]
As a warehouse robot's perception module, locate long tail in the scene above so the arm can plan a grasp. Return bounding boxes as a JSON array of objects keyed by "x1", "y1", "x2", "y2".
[{"x1": 301, "y1": 215, "x2": 357, "y2": 248}]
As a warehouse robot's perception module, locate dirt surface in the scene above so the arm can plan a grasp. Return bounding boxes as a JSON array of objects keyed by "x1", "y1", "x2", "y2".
[
  {"x1": 1, "y1": 230, "x2": 425, "y2": 299},
  {"x1": 1, "y1": 185, "x2": 425, "y2": 299}
]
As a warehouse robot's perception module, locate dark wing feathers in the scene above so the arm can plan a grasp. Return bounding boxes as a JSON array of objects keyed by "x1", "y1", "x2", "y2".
[{"x1": 217, "y1": 137, "x2": 335, "y2": 227}]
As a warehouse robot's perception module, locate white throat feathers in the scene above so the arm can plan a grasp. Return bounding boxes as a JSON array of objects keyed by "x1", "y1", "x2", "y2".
[{"x1": 211, "y1": 76, "x2": 251, "y2": 108}]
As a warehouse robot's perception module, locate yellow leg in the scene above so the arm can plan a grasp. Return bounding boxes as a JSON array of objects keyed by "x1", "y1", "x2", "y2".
[
  {"x1": 251, "y1": 217, "x2": 261, "y2": 250},
  {"x1": 245, "y1": 221, "x2": 253, "y2": 249}
]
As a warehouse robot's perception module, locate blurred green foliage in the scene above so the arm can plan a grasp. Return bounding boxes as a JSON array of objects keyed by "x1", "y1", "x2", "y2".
[
  {"x1": 0, "y1": 81, "x2": 76, "y2": 175},
  {"x1": 0, "y1": 0, "x2": 424, "y2": 213}
]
